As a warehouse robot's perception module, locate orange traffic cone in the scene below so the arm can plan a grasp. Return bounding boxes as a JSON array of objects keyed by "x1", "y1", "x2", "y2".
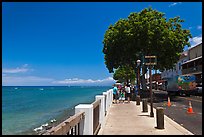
[
  {"x1": 167, "y1": 97, "x2": 171, "y2": 107},
  {"x1": 187, "y1": 101, "x2": 194, "y2": 114},
  {"x1": 167, "y1": 96, "x2": 171, "y2": 107}
]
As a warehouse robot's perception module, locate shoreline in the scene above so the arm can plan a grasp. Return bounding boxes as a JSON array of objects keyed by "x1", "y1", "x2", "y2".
[
  {"x1": 16, "y1": 107, "x2": 76, "y2": 135},
  {"x1": 16, "y1": 100, "x2": 96, "y2": 135}
]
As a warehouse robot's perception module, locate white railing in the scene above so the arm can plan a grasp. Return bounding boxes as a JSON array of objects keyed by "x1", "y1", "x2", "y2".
[
  {"x1": 74, "y1": 88, "x2": 113, "y2": 135},
  {"x1": 43, "y1": 88, "x2": 113, "y2": 135}
]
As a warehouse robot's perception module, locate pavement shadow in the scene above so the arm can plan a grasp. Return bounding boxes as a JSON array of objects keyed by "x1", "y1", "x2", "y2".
[{"x1": 138, "y1": 114, "x2": 150, "y2": 117}]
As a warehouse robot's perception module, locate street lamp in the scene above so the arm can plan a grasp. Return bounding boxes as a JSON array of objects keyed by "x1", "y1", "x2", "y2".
[{"x1": 137, "y1": 59, "x2": 141, "y2": 95}]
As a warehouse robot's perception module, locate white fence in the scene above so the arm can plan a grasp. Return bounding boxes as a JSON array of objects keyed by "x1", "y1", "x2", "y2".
[{"x1": 75, "y1": 88, "x2": 113, "y2": 135}]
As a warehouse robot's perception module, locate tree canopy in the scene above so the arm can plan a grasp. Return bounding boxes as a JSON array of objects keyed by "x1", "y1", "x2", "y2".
[
  {"x1": 113, "y1": 65, "x2": 136, "y2": 84},
  {"x1": 103, "y1": 7, "x2": 192, "y2": 73}
]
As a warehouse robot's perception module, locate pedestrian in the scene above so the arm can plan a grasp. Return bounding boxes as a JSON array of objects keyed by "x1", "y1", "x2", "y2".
[
  {"x1": 118, "y1": 85, "x2": 122, "y2": 103},
  {"x1": 113, "y1": 84, "x2": 118, "y2": 104},
  {"x1": 118, "y1": 89, "x2": 122, "y2": 103},
  {"x1": 125, "y1": 84, "x2": 131, "y2": 103},
  {"x1": 121, "y1": 90, "x2": 125, "y2": 103}
]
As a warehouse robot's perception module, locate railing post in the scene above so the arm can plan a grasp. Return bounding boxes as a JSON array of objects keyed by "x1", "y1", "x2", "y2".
[
  {"x1": 75, "y1": 104, "x2": 93, "y2": 135},
  {"x1": 107, "y1": 90, "x2": 111, "y2": 108},
  {"x1": 95, "y1": 95, "x2": 105, "y2": 128},
  {"x1": 108, "y1": 89, "x2": 113, "y2": 107},
  {"x1": 109, "y1": 89, "x2": 113, "y2": 103},
  {"x1": 142, "y1": 99, "x2": 148, "y2": 112},
  {"x1": 136, "y1": 95, "x2": 140, "y2": 105},
  {"x1": 103, "y1": 92, "x2": 108, "y2": 113}
]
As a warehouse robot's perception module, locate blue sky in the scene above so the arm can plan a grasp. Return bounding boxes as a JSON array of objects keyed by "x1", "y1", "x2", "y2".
[{"x1": 2, "y1": 2, "x2": 202, "y2": 86}]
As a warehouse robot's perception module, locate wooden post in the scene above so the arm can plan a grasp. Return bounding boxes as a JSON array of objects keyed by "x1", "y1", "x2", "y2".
[
  {"x1": 142, "y1": 99, "x2": 148, "y2": 112},
  {"x1": 156, "y1": 107, "x2": 164, "y2": 129},
  {"x1": 136, "y1": 95, "x2": 140, "y2": 105}
]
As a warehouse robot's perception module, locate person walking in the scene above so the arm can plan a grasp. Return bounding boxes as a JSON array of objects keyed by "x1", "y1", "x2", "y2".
[
  {"x1": 125, "y1": 84, "x2": 131, "y2": 103},
  {"x1": 121, "y1": 90, "x2": 125, "y2": 104},
  {"x1": 113, "y1": 84, "x2": 118, "y2": 104}
]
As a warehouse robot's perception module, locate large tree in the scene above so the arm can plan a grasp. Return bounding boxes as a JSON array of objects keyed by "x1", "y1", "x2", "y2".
[
  {"x1": 102, "y1": 7, "x2": 192, "y2": 89},
  {"x1": 103, "y1": 7, "x2": 192, "y2": 72}
]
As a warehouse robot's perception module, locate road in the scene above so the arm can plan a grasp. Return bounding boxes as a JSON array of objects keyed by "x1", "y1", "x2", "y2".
[{"x1": 146, "y1": 90, "x2": 202, "y2": 135}]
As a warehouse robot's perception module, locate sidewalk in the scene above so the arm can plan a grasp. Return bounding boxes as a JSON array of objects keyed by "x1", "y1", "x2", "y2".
[{"x1": 98, "y1": 101, "x2": 193, "y2": 135}]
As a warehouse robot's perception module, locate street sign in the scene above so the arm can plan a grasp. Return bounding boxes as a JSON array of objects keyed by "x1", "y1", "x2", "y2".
[
  {"x1": 145, "y1": 62, "x2": 157, "y2": 65},
  {"x1": 145, "y1": 56, "x2": 157, "y2": 66},
  {"x1": 145, "y1": 56, "x2": 156, "y2": 58}
]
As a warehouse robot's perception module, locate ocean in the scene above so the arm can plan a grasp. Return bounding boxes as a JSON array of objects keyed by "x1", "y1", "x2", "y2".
[{"x1": 2, "y1": 86, "x2": 111, "y2": 135}]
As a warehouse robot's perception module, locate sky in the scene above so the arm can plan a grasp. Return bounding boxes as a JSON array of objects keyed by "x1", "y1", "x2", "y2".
[{"x1": 2, "y1": 2, "x2": 202, "y2": 86}]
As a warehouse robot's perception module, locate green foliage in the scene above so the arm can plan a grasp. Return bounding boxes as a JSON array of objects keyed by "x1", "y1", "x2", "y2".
[
  {"x1": 113, "y1": 65, "x2": 136, "y2": 83},
  {"x1": 103, "y1": 7, "x2": 192, "y2": 73}
]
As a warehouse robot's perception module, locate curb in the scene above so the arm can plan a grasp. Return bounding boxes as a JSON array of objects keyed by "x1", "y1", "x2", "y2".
[{"x1": 150, "y1": 104, "x2": 194, "y2": 135}]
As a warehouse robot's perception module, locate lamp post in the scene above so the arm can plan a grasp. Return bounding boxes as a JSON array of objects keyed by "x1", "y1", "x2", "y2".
[
  {"x1": 149, "y1": 65, "x2": 154, "y2": 117},
  {"x1": 137, "y1": 59, "x2": 141, "y2": 95}
]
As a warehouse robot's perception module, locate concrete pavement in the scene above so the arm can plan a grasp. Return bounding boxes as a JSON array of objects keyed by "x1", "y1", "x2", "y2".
[{"x1": 98, "y1": 101, "x2": 193, "y2": 135}]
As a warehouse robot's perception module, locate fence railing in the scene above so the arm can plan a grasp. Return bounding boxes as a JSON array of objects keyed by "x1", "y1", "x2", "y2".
[
  {"x1": 103, "y1": 93, "x2": 107, "y2": 116},
  {"x1": 92, "y1": 99, "x2": 101, "y2": 135},
  {"x1": 42, "y1": 88, "x2": 113, "y2": 135},
  {"x1": 43, "y1": 111, "x2": 85, "y2": 135}
]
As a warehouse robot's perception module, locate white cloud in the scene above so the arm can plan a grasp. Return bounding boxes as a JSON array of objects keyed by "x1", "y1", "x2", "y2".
[
  {"x1": 2, "y1": 75, "x2": 115, "y2": 86},
  {"x1": 189, "y1": 35, "x2": 202, "y2": 44},
  {"x1": 189, "y1": 35, "x2": 202, "y2": 49},
  {"x1": 2, "y1": 75, "x2": 54, "y2": 86},
  {"x1": 3, "y1": 64, "x2": 30, "y2": 74},
  {"x1": 197, "y1": 25, "x2": 202, "y2": 30},
  {"x1": 3, "y1": 68, "x2": 28, "y2": 73},
  {"x1": 169, "y1": 2, "x2": 182, "y2": 7},
  {"x1": 2, "y1": 64, "x2": 115, "y2": 86},
  {"x1": 52, "y1": 77, "x2": 115, "y2": 86}
]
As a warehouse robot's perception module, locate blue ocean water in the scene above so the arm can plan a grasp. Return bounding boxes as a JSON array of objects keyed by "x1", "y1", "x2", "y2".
[{"x1": 2, "y1": 86, "x2": 111, "y2": 135}]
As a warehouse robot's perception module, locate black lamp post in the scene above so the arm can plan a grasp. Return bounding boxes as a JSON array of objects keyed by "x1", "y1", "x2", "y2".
[
  {"x1": 137, "y1": 59, "x2": 141, "y2": 95},
  {"x1": 149, "y1": 65, "x2": 154, "y2": 117}
]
